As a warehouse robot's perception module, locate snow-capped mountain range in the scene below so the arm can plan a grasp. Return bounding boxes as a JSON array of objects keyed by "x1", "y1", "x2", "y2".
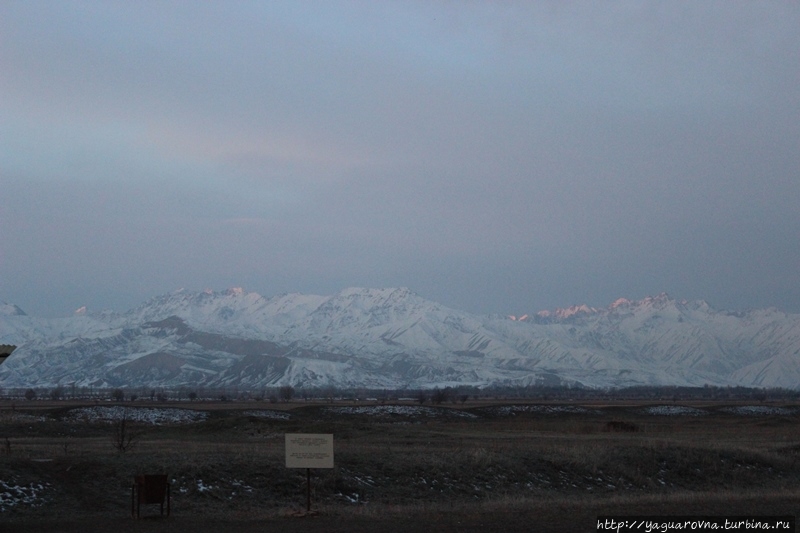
[{"x1": 1, "y1": 288, "x2": 799, "y2": 390}]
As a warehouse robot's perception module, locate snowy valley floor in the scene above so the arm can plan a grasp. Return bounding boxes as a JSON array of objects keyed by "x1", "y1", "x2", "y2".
[{"x1": 1, "y1": 399, "x2": 799, "y2": 532}]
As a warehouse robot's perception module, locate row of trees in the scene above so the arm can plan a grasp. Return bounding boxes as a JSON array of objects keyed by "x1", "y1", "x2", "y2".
[{"x1": 7, "y1": 383, "x2": 800, "y2": 403}]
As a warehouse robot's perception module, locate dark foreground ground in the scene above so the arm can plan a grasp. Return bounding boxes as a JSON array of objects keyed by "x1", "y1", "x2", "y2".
[
  {"x1": 2, "y1": 400, "x2": 799, "y2": 532},
  {"x1": 8, "y1": 493, "x2": 799, "y2": 533}
]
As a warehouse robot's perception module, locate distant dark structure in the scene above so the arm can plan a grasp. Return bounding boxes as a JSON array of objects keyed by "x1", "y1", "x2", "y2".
[{"x1": 0, "y1": 345, "x2": 15, "y2": 365}]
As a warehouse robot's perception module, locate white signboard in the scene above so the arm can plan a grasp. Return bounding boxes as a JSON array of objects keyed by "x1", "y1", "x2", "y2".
[{"x1": 285, "y1": 433, "x2": 334, "y2": 469}]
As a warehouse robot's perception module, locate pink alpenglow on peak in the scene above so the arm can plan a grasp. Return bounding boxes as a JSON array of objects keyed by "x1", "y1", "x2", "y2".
[
  {"x1": 610, "y1": 298, "x2": 632, "y2": 309},
  {"x1": 554, "y1": 305, "x2": 596, "y2": 319}
]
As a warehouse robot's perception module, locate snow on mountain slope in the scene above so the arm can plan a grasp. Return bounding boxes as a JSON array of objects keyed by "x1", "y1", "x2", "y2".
[
  {"x1": 0, "y1": 290, "x2": 799, "y2": 390},
  {"x1": 0, "y1": 302, "x2": 26, "y2": 317}
]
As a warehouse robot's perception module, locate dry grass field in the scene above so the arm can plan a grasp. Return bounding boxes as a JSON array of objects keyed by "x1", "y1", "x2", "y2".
[{"x1": 1, "y1": 399, "x2": 798, "y2": 532}]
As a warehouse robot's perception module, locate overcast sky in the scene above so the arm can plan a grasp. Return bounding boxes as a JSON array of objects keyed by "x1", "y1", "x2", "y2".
[{"x1": 2, "y1": 1, "x2": 799, "y2": 318}]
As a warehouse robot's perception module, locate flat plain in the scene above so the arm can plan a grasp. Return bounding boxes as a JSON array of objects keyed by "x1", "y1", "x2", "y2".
[{"x1": 1, "y1": 399, "x2": 798, "y2": 532}]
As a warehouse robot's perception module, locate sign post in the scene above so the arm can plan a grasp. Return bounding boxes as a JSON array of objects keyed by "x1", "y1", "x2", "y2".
[{"x1": 285, "y1": 433, "x2": 334, "y2": 513}]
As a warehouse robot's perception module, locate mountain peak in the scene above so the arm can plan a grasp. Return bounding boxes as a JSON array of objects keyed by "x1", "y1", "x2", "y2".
[
  {"x1": 1, "y1": 288, "x2": 799, "y2": 390},
  {"x1": 534, "y1": 293, "x2": 681, "y2": 319},
  {"x1": 642, "y1": 292, "x2": 672, "y2": 304},
  {"x1": 332, "y1": 287, "x2": 418, "y2": 305},
  {"x1": 535, "y1": 304, "x2": 598, "y2": 320},
  {"x1": 607, "y1": 293, "x2": 674, "y2": 311},
  {"x1": 0, "y1": 302, "x2": 27, "y2": 316},
  {"x1": 610, "y1": 297, "x2": 632, "y2": 309},
  {"x1": 337, "y1": 286, "x2": 412, "y2": 297}
]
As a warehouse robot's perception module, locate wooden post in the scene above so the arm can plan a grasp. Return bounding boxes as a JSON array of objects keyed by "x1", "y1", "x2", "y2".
[{"x1": 306, "y1": 468, "x2": 311, "y2": 512}]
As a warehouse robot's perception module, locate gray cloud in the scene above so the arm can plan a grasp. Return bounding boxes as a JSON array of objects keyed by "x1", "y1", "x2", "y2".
[{"x1": 1, "y1": 1, "x2": 799, "y2": 317}]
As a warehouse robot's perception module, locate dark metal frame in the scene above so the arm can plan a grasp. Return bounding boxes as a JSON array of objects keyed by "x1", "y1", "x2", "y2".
[{"x1": 131, "y1": 474, "x2": 170, "y2": 518}]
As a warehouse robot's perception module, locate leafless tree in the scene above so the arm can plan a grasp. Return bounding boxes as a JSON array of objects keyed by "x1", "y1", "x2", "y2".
[
  {"x1": 279, "y1": 385, "x2": 295, "y2": 402},
  {"x1": 111, "y1": 409, "x2": 138, "y2": 452}
]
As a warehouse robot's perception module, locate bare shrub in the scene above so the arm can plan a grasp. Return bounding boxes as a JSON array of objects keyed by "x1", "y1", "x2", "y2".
[
  {"x1": 111, "y1": 409, "x2": 138, "y2": 453},
  {"x1": 431, "y1": 387, "x2": 452, "y2": 405},
  {"x1": 279, "y1": 385, "x2": 294, "y2": 402}
]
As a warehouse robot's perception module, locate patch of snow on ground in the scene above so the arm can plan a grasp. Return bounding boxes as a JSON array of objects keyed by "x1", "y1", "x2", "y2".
[
  {"x1": 66, "y1": 406, "x2": 208, "y2": 425},
  {"x1": 196, "y1": 479, "x2": 214, "y2": 492},
  {"x1": 173, "y1": 477, "x2": 251, "y2": 500},
  {"x1": 720, "y1": 405, "x2": 797, "y2": 416},
  {"x1": 642, "y1": 406, "x2": 708, "y2": 416},
  {"x1": 337, "y1": 492, "x2": 364, "y2": 504},
  {"x1": 323, "y1": 405, "x2": 477, "y2": 418},
  {"x1": 230, "y1": 479, "x2": 253, "y2": 493},
  {"x1": 0, "y1": 478, "x2": 50, "y2": 512},
  {"x1": 242, "y1": 409, "x2": 291, "y2": 420}
]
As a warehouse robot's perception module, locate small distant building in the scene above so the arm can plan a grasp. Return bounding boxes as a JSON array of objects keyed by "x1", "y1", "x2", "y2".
[{"x1": 0, "y1": 345, "x2": 16, "y2": 365}]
